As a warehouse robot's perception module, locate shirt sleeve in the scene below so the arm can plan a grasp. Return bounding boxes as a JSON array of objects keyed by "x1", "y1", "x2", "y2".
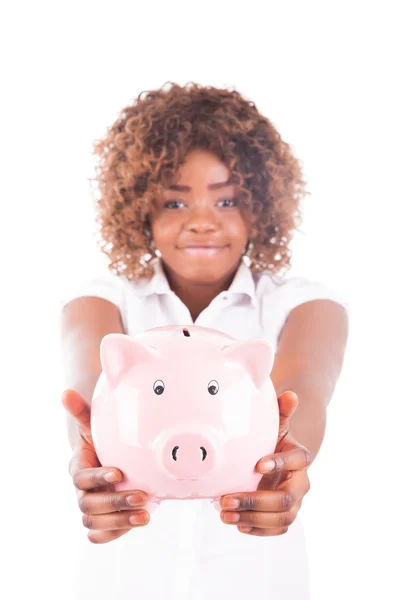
[
  {"x1": 259, "y1": 274, "x2": 350, "y2": 352},
  {"x1": 59, "y1": 273, "x2": 126, "y2": 316},
  {"x1": 279, "y1": 276, "x2": 350, "y2": 318}
]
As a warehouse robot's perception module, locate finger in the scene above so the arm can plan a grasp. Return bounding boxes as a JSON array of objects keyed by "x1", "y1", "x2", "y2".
[
  {"x1": 62, "y1": 389, "x2": 92, "y2": 439},
  {"x1": 220, "y1": 489, "x2": 296, "y2": 514},
  {"x1": 276, "y1": 391, "x2": 298, "y2": 437},
  {"x1": 256, "y1": 445, "x2": 311, "y2": 475},
  {"x1": 77, "y1": 489, "x2": 148, "y2": 514},
  {"x1": 82, "y1": 509, "x2": 150, "y2": 531},
  {"x1": 68, "y1": 441, "x2": 100, "y2": 476},
  {"x1": 221, "y1": 470, "x2": 310, "y2": 512},
  {"x1": 72, "y1": 466, "x2": 124, "y2": 491},
  {"x1": 88, "y1": 528, "x2": 133, "y2": 544},
  {"x1": 277, "y1": 390, "x2": 299, "y2": 419},
  {"x1": 221, "y1": 504, "x2": 298, "y2": 529},
  {"x1": 237, "y1": 526, "x2": 289, "y2": 537}
]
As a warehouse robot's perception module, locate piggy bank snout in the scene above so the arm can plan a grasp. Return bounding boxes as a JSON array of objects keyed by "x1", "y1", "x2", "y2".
[{"x1": 158, "y1": 430, "x2": 217, "y2": 480}]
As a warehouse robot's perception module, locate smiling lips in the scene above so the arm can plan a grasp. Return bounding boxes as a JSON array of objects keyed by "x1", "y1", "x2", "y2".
[{"x1": 180, "y1": 245, "x2": 228, "y2": 257}]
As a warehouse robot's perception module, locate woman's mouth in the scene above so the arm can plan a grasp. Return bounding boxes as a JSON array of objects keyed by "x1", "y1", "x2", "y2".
[{"x1": 180, "y1": 246, "x2": 228, "y2": 257}]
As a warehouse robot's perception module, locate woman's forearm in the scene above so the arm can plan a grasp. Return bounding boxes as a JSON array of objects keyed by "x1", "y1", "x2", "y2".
[
  {"x1": 273, "y1": 371, "x2": 333, "y2": 464},
  {"x1": 60, "y1": 296, "x2": 125, "y2": 450},
  {"x1": 270, "y1": 299, "x2": 349, "y2": 465}
]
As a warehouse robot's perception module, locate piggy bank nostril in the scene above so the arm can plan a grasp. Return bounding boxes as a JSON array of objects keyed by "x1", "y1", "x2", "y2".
[
  {"x1": 172, "y1": 446, "x2": 179, "y2": 461},
  {"x1": 171, "y1": 445, "x2": 208, "y2": 461}
]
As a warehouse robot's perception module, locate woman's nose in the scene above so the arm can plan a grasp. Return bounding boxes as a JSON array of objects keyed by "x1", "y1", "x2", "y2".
[{"x1": 184, "y1": 206, "x2": 219, "y2": 233}]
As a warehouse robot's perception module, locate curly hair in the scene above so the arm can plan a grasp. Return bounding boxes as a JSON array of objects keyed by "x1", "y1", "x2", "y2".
[{"x1": 90, "y1": 81, "x2": 310, "y2": 280}]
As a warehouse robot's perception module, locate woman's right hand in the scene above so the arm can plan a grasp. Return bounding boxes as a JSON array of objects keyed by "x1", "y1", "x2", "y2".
[{"x1": 62, "y1": 389, "x2": 151, "y2": 544}]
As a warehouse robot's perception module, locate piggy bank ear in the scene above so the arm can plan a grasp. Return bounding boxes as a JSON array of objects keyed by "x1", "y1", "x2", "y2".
[
  {"x1": 221, "y1": 339, "x2": 274, "y2": 389},
  {"x1": 100, "y1": 334, "x2": 160, "y2": 387}
]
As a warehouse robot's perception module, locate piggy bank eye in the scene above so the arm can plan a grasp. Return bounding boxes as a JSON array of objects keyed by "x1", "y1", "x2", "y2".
[
  {"x1": 207, "y1": 380, "x2": 219, "y2": 395},
  {"x1": 153, "y1": 380, "x2": 165, "y2": 395}
]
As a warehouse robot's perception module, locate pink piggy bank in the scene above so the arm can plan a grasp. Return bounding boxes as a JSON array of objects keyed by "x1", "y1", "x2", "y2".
[{"x1": 91, "y1": 325, "x2": 279, "y2": 515}]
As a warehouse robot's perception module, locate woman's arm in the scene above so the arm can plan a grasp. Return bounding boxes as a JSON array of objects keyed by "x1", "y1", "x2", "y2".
[
  {"x1": 60, "y1": 297, "x2": 125, "y2": 450},
  {"x1": 270, "y1": 299, "x2": 349, "y2": 464}
]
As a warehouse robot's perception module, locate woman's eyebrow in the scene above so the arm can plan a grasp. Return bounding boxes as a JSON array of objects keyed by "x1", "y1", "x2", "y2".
[{"x1": 167, "y1": 180, "x2": 233, "y2": 192}]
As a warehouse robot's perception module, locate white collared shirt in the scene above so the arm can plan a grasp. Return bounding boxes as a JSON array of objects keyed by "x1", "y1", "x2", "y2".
[
  {"x1": 61, "y1": 256, "x2": 348, "y2": 354},
  {"x1": 61, "y1": 258, "x2": 348, "y2": 600}
]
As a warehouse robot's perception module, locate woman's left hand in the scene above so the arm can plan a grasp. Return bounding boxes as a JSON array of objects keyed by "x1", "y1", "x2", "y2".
[{"x1": 219, "y1": 390, "x2": 312, "y2": 536}]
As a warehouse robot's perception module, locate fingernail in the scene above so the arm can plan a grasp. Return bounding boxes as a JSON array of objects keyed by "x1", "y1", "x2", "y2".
[
  {"x1": 238, "y1": 526, "x2": 252, "y2": 533},
  {"x1": 126, "y1": 493, "x2": 146, "y2": 507},
  {"x1": 261, "y1": 459, "x2": 276, "y2": 472},
  {"x1": 129, "y1": 513, "x2": 148, "y2": 526},
  {"x1": 223, "y1": 512, "x2": 240, "y2": 523},
  {"x1": 221, "y1": 498, "x2": 240, "y2": 509},
  {"x1": 104, "y1": 471, "x2": 119, "y2": 482}
]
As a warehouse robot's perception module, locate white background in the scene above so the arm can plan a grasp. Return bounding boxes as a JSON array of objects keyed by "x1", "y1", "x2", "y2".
[{"x1": 1, "y1": 1, "x2": 399, "y2": 598}]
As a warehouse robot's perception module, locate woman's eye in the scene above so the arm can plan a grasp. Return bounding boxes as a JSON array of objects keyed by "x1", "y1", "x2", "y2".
[
  {"x1": 217, "y1": 198, "x2": 237, "y2": 207},
  {"x1": 163, "y1": 200, "x2": 185, "y2": 209}
]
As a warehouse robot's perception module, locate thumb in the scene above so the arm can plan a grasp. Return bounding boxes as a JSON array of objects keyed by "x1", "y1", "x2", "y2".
[
  {"x1": 61, "y1": 389, "x2": 92, "y2": 439},
  {"x1": 276, "y1": 390, "x2": 299, "y2": 438}
]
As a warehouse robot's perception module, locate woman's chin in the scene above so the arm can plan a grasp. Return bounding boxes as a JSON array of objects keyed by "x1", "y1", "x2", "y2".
[
  {"x1": 174, "y1": 262, "x2": 236, "y2": 284},
  {"x1": 161, "y1": 250, "x2": 241, "y2": 284}
]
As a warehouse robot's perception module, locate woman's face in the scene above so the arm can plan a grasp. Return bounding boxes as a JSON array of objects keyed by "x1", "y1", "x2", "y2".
[{"x1": 150, "y1": 149, "x2": 250, "y2": 285}]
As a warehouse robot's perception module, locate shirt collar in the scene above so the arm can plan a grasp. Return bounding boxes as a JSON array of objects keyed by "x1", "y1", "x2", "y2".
[{"x1": 134, "y1": 256, "x2": 257, "y2": 306}]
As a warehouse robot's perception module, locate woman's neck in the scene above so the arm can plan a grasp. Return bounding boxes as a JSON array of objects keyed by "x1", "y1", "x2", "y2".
[{"x1": 161, "y1": 261, "x2": 238, "y2": 322}]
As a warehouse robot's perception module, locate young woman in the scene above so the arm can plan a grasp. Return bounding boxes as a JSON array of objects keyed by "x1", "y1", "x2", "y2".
[{"x1": 60, "y1": 82, "x2": 349, "y2": 599}]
